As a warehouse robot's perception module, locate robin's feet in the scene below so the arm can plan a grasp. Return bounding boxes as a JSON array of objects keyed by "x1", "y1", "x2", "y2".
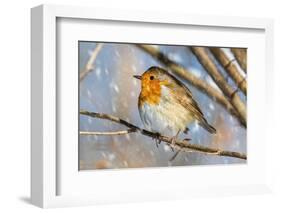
[
  {"x1": 169, "y1": 136, "x2": 177, "y2": 152},
  {"x1": 169, "y1": 130, "x2": 181, "y2": 152},
  {"x1": 154, "y1": 132, "x2": 162, "y2": 148},
  {"x1": 183, "y1": 138, "x2": 191, "y2": 142},
  {"x1": 183, "y1": 127, "x2": 189, "y2": 134},
  {"x1": 169, "y1": 150, "x2": 180, "y2": 161}
]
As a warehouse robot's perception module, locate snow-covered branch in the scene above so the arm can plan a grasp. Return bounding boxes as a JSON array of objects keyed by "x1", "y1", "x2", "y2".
[
  {"x1": 80, "y1": 110, "x2": 247, "y2": 160},
  {"x1": 80, "y1": 129, "x2": 136, "y2": 136}
]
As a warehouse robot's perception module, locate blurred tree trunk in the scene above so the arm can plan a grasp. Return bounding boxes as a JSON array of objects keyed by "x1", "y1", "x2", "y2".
[
  {"x1": 231, "y1": 48, "x2": 247, "y2": 73},
  {"x1": 210, "y1": 47, "x2": 247, "y2": 95},
  {"x1": 190, "y1": 47, "x2": 246, "y2": 125}
]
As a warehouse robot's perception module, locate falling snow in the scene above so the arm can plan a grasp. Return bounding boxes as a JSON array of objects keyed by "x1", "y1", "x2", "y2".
[
  {"x1": 104, "y1": 68, "x2": 109, "y2": 75},
  {"x1": 111, "y1": 104, "x2": 116, "y2": 113},
  {"x1": 79, "y1": 42, "x2": 247, "y2": 170},
  {"x1": 133, "y1": 78, "x2": 138, "y2": 86},
  {"x1": 109, "y1": 81, "x2": 120, "y2": 93},
  {"x1": 168, "y1": 53, "x2": 183, "y2": 63},
  {"x1": 163, "y1": 145, "x2": 171, "y2": 152},
  {"x1": 209, "y1": 103, "x2": 215, "y2": 111},
  {"x1": 131, "y1": 64, "x2": 137, "y2": 72},
  {"x1": 95, "y1": 67, "x2": 102, "y2": 80},
  {"x1": 191, "y1": 122, "x2": 200, "y2": 133},
  {"x1": 86, "y1": 89, "x2": 92, "y2": 98}
]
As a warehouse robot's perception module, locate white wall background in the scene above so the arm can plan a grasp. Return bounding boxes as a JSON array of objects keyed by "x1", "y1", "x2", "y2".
[{"x1": 0, "y1": 0, "x2": 280, "y2": 212}]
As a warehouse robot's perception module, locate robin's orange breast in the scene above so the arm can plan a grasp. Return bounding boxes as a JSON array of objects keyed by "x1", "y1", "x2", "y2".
[{"x1": 138, "y1": 78, "x2": 162, "y2": 107}]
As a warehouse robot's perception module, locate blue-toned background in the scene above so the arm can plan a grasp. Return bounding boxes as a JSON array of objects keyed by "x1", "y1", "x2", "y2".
[{"x1": 79, "y1": 42, "x2": 246, "y2": 170}]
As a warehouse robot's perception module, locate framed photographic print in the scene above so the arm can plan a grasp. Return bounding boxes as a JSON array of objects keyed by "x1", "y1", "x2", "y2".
[{"x1": 31, "y1": 4, "x2": 274, "y2": 208}]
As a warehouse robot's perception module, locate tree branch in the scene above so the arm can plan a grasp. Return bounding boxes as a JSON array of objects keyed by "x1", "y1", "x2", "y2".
[
  {"x1": 210, "y1": 47, "x2": 247, "y2": 95},
  {"x1": 231, "y1": 48, "x2": 247, "y2": 73},
  {"x1": 80, "y1": 129, "x2": 136, "y2": 136},
  {"x1": 80, "y1": 43, "x2": 104, "y2": 81},
  {"x1": 136, "y1": 44, "x2": 246, "y2": 127},
  {"x1": 80, "y1": 110, "x2": 247, "y2": 160},
  {"x1": 190, "y1": 47, "x2": 247, "y2": 125}
]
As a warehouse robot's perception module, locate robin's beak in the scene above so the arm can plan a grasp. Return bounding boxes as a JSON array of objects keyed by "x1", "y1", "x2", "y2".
[{"x1": 133, "y1": 75, "x2": 142, "y2": 80}]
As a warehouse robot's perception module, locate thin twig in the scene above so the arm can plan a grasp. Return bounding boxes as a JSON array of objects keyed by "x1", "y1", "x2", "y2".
[
  {"x1": 231, "y1": 48, "x2": 247, "y2": 73},
  {"x1": 136, "y1": 44, "x2": 246, "y2": 127},
  {"x1": 80, "y1": 43, "x2": 104, "y2": 81},
  {"x1": 80, "y1": 129, "x2": 136, "y2": 136},
  {"x1": 210, "y1": 47, "x2": 247, "y2": 95},
  {"x1": 169, "y1": 150, "x2": 181, "y2": 162},
  {"x1": 190, "y1": 47, "x2": 247, "y2": 125},
  {"x1": 80, "y1": 110, "x2": 247, "y2": 160}
]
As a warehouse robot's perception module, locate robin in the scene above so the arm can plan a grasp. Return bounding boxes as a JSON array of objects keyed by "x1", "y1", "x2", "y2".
[{"x1": 134, "y1": 66, "x2": 216, "y2": 146}]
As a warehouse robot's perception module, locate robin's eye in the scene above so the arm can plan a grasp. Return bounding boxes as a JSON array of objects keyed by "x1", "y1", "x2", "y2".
[{"x1": 150, "y1": 76, "x2": 155, "y2": 80}]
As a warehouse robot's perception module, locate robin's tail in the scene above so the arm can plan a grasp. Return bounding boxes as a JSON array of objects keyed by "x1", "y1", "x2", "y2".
[{"x1": 199, "y1": 118, "x2": 216, "y2": 134}]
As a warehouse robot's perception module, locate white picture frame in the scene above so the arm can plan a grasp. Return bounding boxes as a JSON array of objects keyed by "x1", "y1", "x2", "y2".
[{"x1": 31, "y1": 4, "x2": 274, "y2": 208}]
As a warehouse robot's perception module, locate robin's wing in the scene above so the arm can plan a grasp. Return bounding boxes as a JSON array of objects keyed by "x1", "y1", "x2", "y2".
[
  {"x1": 157, "y1": 68, "x2": 216, "y2": 133},
  {"x1": 171, "y1": 83, "x2": 204, "y2": 120},
  {"x1": 165, "y1": 73, "x2": 204, "y2": 119},
  {"x1": 167, "y1": 75, "x2": 216, "y2": 134}
]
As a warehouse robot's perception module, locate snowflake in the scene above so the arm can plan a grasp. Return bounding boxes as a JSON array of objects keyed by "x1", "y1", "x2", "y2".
[
  {"x1": 168, "y1": 53, "x2": 183, "y2": 63},
  {"x1": 86, "y1": 89, "x2": 92, "y2": 98},
  {"x1": 209, "y1": 103, "x2": 215, "y2": 110},
  {"x1": 131, "y1": 64, "x2": 137, "y2": 72},
  {"x1": 112, "y1": 104, "x2": 116, "y2": 113},
  {"x1": 133, "y1": 79, "x2": 138, "y2": 86},
  {"x1": 163, "y1": 145, "x2": 171, "y2": 152},
  {"x1": 109, "y1": 81, "x2": 120, "y2": 93},
  {"x1": 87, "y1": 117, "x2": 92, "y2": 124},
  {"x1": 191, "y1": 122, "x2": 200, "y2": 133},
  {"x1": 87, "y1": 50, "x2": 93, "y2": 56},
  {"x1": 104, "y1": 68, "x2": 109, "y2": 75},
  {"x1": 95, "y1": 67, "x2": 101, "y2": 79},
  {"x1": 114, "y1": 49, "x2": 121, "y2": 58},
  {"x1": 113, "y1": 85, "x2": 119, "y2": 93}
]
